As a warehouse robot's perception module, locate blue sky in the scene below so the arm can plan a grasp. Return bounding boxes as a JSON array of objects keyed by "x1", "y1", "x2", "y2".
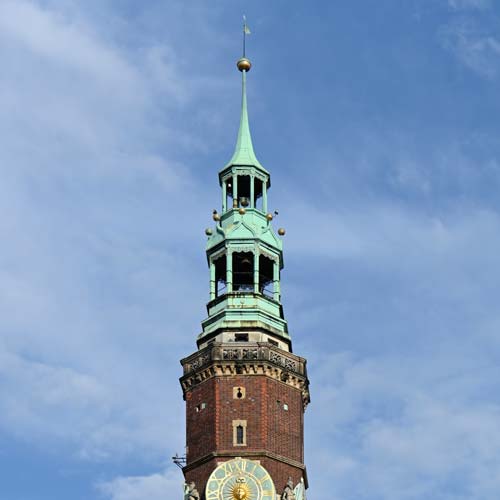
[{"x1": 1, "y1": 1, "x2": 500, "y2": 499}]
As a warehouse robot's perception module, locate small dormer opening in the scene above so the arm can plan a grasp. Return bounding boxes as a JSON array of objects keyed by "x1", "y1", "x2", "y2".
[
  {"x1": 214, "y1": 255, "x2": 227, "y2": 297},
  {"x1": 233, "y1": 252, "x2": 254, "y2": 292},
  {"x1": 259, "y1": 255, "x2": 274, "y2": 297},
  {"x1": 235, "y1": 333, "x2": 249, "y2": 342}
]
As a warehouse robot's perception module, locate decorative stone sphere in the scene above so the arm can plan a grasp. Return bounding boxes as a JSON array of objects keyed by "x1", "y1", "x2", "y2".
[
  {"x1": 238, "y1": 207, "x2": 246, "y2": 215},
  {"x1": 212, "y1": 212, "x2": 220, "y2": 221},
  {"x1": 278, "y1": 228, "x2": 286, "y2": 236},
  {"x1": 205, "y1": 228, "x2": 213, "y2": 236},
  {"x1": 237, "y1": 58, "x2": 252, "y2": 72},
  {"x1": 266, "y1": 213, "x2": 273, "y2": 221}
]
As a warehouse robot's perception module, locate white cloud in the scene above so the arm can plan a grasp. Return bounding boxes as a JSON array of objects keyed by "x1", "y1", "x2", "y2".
[
  {"x1": 282, "y1": 178, "x2": 500, "y2": 499},
  {"x1": 0, "y1": 1, "x2": 137, "y2": 89},
  {"x1": 286, "y1": 200, "x2": 500, "y2": 276},
  {"x1": 2, "y1": 3, "x2": 500, "y2": 500},
  {"x1": 0, "y1": 0, "x2": 206, "y2": 462},
  {"x1": 0, "y1": 347, "x2": 108, "y2": 438},
  {"x1": 439, "y1": 19, "x2": 500, "y2": 78},
  {"x1": 448, "y1": 0, "x2": 491, "y2": 10},
  {"x1": 98, "y1": 467, "x2": 183, "y2": 500},
  {"x1": 306, "y1": 352, "x2": 500, "y2": 500}
]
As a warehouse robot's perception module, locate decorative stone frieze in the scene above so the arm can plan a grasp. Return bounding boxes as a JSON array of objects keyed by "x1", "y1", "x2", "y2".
[{"x1": 180, "y1": 342, "x2": 310, "y2": 409}]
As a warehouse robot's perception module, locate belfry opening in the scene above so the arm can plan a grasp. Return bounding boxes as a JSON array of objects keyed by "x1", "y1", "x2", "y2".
[{"x1": 223, "y1": 174, "x2": 265, "y2": 211}]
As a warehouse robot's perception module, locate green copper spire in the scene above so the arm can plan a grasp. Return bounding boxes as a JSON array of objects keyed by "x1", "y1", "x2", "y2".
[
  {"x1": 225, "y1": 59, "x2": 268, "y2": 173},
  {"x1": 200, "y1": 32, "x2": 289, "y2": 351}
]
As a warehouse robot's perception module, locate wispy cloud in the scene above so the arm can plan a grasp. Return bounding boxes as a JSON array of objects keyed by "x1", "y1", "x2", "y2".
[
  {"x1": 439, "y1": 17, "x2": 500, "y2": 78},
  {"x1": 307, "y1": 351, "x2": 500, "y2": 500},
  {"x1": 282, "y1": 160, "x2": 500, "y2": 499},
  {"x1": 98, "y1": 467, "x2": 182, "y2": 500},
  {"x1": 448, "y1": 0, "x2": 491, "y2": 11},
  {"x1": 2, "y1": 1, "x2": 500, "y2": 499},
  {"x1": 0, "y1": 1, "x2": 138, "y2": 90},
  {"x1": 0, "y1": 0, "x2": 206, "y2": 463}
]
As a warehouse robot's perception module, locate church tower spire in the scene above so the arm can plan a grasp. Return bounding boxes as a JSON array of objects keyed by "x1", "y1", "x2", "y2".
[
  {"x1": 198, "y1": 51, "x2": 288, "y2": 350},
  {"x1": 225, "y1": 58, "x2": 266, "y2": 172},
  {"x1": 179, "y1": 27, "x2": 310, "y2": 500}
]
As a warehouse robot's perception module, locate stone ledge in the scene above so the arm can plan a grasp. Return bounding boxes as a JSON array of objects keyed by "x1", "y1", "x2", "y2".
[
  {"x1": 181, "y1": 342, "x2": 306, "y2": 376},
  {"x1": 179, "y1": 342, "x2": 311, "y2": 409}
]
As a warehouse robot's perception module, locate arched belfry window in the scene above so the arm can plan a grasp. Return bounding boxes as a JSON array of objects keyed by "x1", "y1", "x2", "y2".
[
  {"x1": 225, "y1": 178, "x2": 235, "y2": 209},
  {"x1": 223, "y1": 174, "x2": 267, "y2": 212},
  {"x1": 254, "y1": 177, "x2": 263, "y2": 210},
  {"x1": 224, "y1": 177, "x2": 238, "y2": 209},
  {"x1": 214, "y1": 255, "x2": 227, "y2": 297},
  {"x1": 237, "y1": 175, "x2": 251, "y2": 209},
  {"x1": 233, "y1": 252, "x2": 254, "y2": 292},
  {"x1": 225, "y1": 175, "x2": 251, "y2": 209},
  {"x1": 259, "y1": 255, "x2": 274, "y2": 297}
]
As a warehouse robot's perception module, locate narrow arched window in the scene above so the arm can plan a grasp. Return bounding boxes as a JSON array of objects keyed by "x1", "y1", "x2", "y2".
[
  {"x1": 236, "y1": 425, "x2": 244, "y2": 444},
  {"x1": 232, "y1": 419, "x2": 247, "y2": 446}
]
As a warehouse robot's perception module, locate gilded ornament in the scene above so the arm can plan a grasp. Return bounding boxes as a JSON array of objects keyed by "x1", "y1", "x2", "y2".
[
  {"x1": 232, "y1": 478, "x2": 251, "y2": 500},
  {"x1": 204, "y1": 458, "x2": 275, "y2": 500},
  {"x1": 237, "y1": 57, "x2": 252, "y2": 72}
]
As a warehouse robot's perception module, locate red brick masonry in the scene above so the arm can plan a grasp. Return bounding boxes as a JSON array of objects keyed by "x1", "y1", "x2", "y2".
[{"x1": 180, "y1": 342, "x2": 310, "y2": 498}]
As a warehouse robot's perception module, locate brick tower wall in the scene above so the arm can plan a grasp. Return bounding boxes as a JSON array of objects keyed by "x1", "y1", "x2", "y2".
[
  {"x1": 186, "y1": 374, "x2": 304, "y2": 462},
  {"x1": 184, "y1": 371, "x2": 306, "y2": 496},
  {"x1": 180, "y1": 342, "x2": 309, "y2": 498}
]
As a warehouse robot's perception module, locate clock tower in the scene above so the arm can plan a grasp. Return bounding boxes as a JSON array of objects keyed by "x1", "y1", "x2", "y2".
[{"x1": 179, "y1": 46, "x2": 310, "y2": 500}]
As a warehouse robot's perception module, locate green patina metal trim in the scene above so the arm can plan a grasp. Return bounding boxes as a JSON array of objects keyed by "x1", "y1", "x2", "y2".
[
  {"x1": 199, "y1": 292, "x2": 290, "y2": 342},
  {"x1": 201, "y1": 60, "x2": 289, "y2": 341},
  {"x1": 223, "y1": 70, "x2": 268, "y2": 173}
]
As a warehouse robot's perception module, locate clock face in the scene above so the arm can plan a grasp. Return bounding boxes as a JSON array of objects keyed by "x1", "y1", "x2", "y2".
[{"x1": 205, "y1": 458, "x2": 276, "y2": 500}]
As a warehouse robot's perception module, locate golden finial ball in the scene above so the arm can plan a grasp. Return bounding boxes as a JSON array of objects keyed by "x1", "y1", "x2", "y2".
[
  {"x1": 238, "y1": 207, "x2": 246, "y2": 215},
  {"x1": 237, "y1": 58, "x2": 252, "y2": 72},
  {"x1": 205, "y1": 228, "x2": 213, "y2": 236},
  {"x1": 212, "y1": 212, "x2": 220, "y2": 221},
  {"x1": 278, "y1": 228, "x2": 286, "y2": 236},
  {"x1": 266, "y1": 213, "x2": 273, "y2": 221}
]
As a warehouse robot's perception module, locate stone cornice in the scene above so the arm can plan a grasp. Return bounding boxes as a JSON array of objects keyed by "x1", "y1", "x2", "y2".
[{"x1": 180, "y1": 342, "x2": 310, "y2": 409}]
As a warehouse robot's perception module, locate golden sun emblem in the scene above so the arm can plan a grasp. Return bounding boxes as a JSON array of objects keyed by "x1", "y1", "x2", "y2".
[{"x1": 231, "y1": 477, "x2": 251, "y2": 500}]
